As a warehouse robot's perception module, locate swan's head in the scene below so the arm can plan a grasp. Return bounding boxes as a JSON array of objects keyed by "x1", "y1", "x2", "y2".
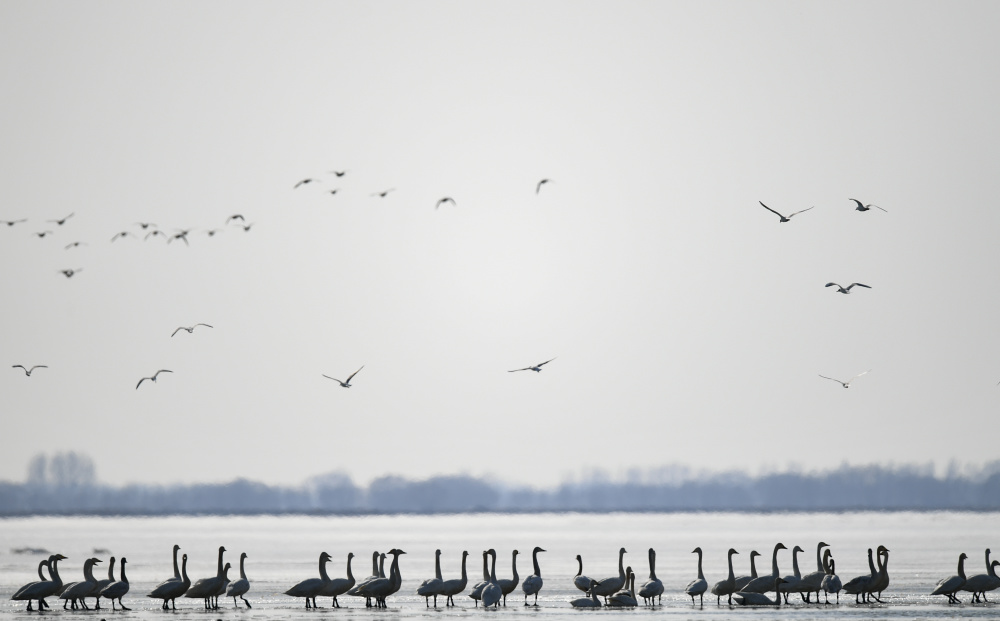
[
  {"x1": 512, "y1": 549, "x2": 519, "y2": 557},
  {"x1": 619, "y1": 547, "x2": 627, "y2": 555},
  {"x1": 320, "y1": 552, "x2": 333, "y2": 562},
  {"x1": 792, "y1": 546, "x2": 804, "y2": 554},
  {"x1": 576, "y1": 554, "x2": 582, "y2": 561},
  {"x1": 877, "y1": 545, "x2": 889, "y2": 554},
  {"x1": 182, "y1": 554, "x2": 188, "y2": 562},
  {"x1": 462, "y1": 550, "x2": 469, "y2": 558},
  {"x1": 959, "y1": 553, "x2": 968, "y2": 561},
  {"x1": 347, "y1": 552, "x2": 354, "y2": 559},
  {"x1": 120, "y1": 557, "x2": 127, "y2": 565},
  {"x1": 91, "y1": 558, "x2": 102, "y2": 565},
  {"x1": 691, "y1": 547, "x2": 701, "y2": 555},
  {"x1": 54, "y1": 554, "x2": 68, "y2": 561},
  {"x1": 728, "y1": 549, "x2": 739, "y2": 556},
  {"x1": 223, "y1": 563, "x2": 231, "y2": 576},
  {"x1": 750, "y1": 551, "x2": 760, "y2": 558},
  {"x1": 533, "y1": 547, "x2": 546, "y2": 554},
  {"x1": 775, "y1": 543, "x2": 787, "y2": 552},
  {"x1": 817, "y1": 542, "x2": 829, "y2": 549},
  {"x1": 173, "y1": 544, "x2": 181, "y2": 552},
  {"x1": 219, "y1": 546, "x2": 227, "y2": 554}
]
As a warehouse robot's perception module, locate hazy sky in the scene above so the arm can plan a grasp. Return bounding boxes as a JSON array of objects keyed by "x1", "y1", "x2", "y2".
[{"x1": 2, "y1": 1, "x2": 999, "y2": 488}]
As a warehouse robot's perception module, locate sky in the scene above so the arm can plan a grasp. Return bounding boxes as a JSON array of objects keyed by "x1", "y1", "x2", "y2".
[{"x1": 2, "y1": 1, "x2": 999, "y2": 489}]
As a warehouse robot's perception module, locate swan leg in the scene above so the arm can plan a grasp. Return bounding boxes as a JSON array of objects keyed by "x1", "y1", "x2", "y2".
[
  {"x1": 242, "y1": 596, "x2": 251, "y2": 609},
  {"x1": 40, "y1": 598, "x2": 49, "y2": 609},
  {"x1": 95, "y1": 597, "x2": 102, "y2": 609},
  {"x1": 26, "y1": 601, "x2": 33, "y2": 612},
  {"x1": 119, "y1": 597, "x2": 131, "y2": 611}
]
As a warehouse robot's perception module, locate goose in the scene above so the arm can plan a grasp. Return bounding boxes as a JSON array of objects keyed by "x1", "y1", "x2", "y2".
[
  {"x1": 90, "y1": 556, "x2": 115, "y2": 609},
  {"x1": 12, "y1": 365, "x2": 47, "y2": 376},
  {"x1": 284, "y1": 551, "x2": 332, "y2": 608},
  {"x1": 733, "y1": 550, "x2": 761, "y2": 591},
  {"x1": 60, "y1": 557, "x2": 101, "y2": 610},
  {"x1": 416, "y1": 549, "x2": 444, "y2": 607},
  {"x1": 536, "y1": 179, "x2": 551, "y2": 194},
  {"x1": 965, "y1": 560, "x2": 999, "y2": 602},
  {"x1": 371, "y1": 189, "x2": 395, "y2": 198},
  {"x1": 592, "y1": 547, "x2": 627, "y2": 602},
  {"x1": 570, "y1": 580, "x2": 601, "y2": 607},
  {"x1": 136, "y1": 369, "x2": 173, "y2": 389},
  {"x1": 48, "y1": 213, "x2": 74, "y2": 226},
  {"x1": 323, "y1": 365, "x2": 363, "y2": 387},
  {"x1": 436, "y1": 197, "x2": 456, "y2": 209},
  {"x1": 571, "y1": 580, "x2": 601, "y2": 607},
  {"x1": 186, "y1": 546, "x2": 227, "y2": 610},
  {"x1": 497, "y1": 549, "x2": 519, "y2": 605},
  {"x1": 826, "y1": 282, "x2": 871, "y2": 294},
  {"x1": 481, "y1": 549, "x2": 503, "y2": 608},
  {"x1": 172, "y1": 323, "x2": 213, "y2": 337},
  {"x1": 357, "y1": 548, "x2": 405, "y2": 608},
  {"x1": 711, "y1": 548, "x2": 739, "y2": 605},
  {"x1": 868, "y1": 546, "x2": 889, "y2": 602},
  {"x1": 111, "y1": 231, "x2": 136, "y2": 242},
  {"x1": 469, "y1": 550, "x2": 490, "y2": 606},
  {"x1": 226, "y1": 552, "x2": 251, "y2": 608},
  {"x1": 931, "y1": 552, "x2": 967, "y2": 604},
  {"x1": 686, "y1": 547, "x2": 708, "y2": 604},
  {"x1": 849, "y1": 198, "x2": 887, "y2": 212},
  {"x1": 797, "y1": 542, "x2": 829, "y2": 603},
  {"x1": 521, "y1": 546, "x2": 545, "y2": 605},
  {"x1": 1, "y1": 218, "x2": 27, "y2": 226},
  {"x1": 842, "y1": 548, "x2": 876, "y2": 603},
  {"x1": 638, "y1": 547, "x2": 664, "y2": 605},
  {"x1": 733, "y1": 577, "x2": 787, "y2": 606},
  {"x1": 439, "y1": 550, "x2": 469, "y2": 606},
  {"x1": 573, "y1": 554, "x2": 593, "y2": 593},
  {"x1": 11, "y1": 556, "x2": 54, "y2": 611},
  {"x1": 821, "y1": 552, "x2": 841, "y2": 604},
  {"x1": 778, "y1": 545, "x2": 804, "y2": 603},
  {"x1": 508, "y1": 357, "x2": 555, "y2": 373},
  {"x1": 148, "y1": 552, "x2": 190, "y2": 609},
  {"x1": 759, "y1": 201, "x2": 814, "y2": 222},
  {"x1": 608, "y1": 568, "x2": 637, "y2": 607},
  {"x1": 819, "y1": 370, "x2": 870, "y2": 389},
  {"x1": 320, "y1": 551, "x2": 354, "y2": 608},
  {"x1": 100, "y1": 557, "x2": 130, "y2": 611},
  {"x1": 347, "y1": 551, "x2": 382, "y2": 606},
  {"x1": 741, "y1": 543, "x2": 786, "y2": 593}
]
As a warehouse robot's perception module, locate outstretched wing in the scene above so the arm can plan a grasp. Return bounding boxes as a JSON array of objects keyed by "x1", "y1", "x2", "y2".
[
  {"x1": 847, "y1": 283, "x2": 871, "y2": 290},
  {"x1": 536, "y1": 179, "x2": 550, "y2": 194},
  {"x1": 787, "y1": 206, "x2": 815, "y2": 218},
  {"x1": 849, "y1": 369, "x2": 871, "y2": 382},
  {"x1": 537, "y1": 357, "x2": 557, "y2": 367},
  {"x1": 825, "y1": 283, "x2": 841, "y2": 289},
  {"x1": 12, "y1": 365, "x2": 27, "y2": 374},
  {"x1": 195, "y1": 323, "x2": 214, "y2": 329},
  {"x1": 818, "y1": 375, "x2": 844, "y2": 385},
  {"x1": 29, "y1": 365, "x2": 48, "y2": 372},
  {"x1": 346, "y1": 365, "x2": 364, "y2": 383},
  {"x1": 508, "y1": 367, "x2": 531, "y2": 373},
  {"x1": 136, "y1": 377, "x2": 150, "y2": 389},
  {"x1": 322, "y1": 374, "x2": 344, "y2": 384},
  {"x1": 872, "y1": 204, "x2": 888, "y2": 212},
  {"x1": 154, "y1": 369, "x2": 173, "y2": 379},
  {"x1": 171, "y1": 327, "x2": 184, "y2": 337},
  {"x1": 849, "y1": 198, "x2": 864, "y2": 209},
  {"x1": 758, "y1": 201, "x2": 785, "y2": 219}
]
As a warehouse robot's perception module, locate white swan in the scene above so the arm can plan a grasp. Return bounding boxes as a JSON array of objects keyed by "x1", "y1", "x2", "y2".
[
  {"x1": 521, "y1": 546, "x2": 545, "y2": 605},
  {"x1": 868, "y1": 546, "x2": 889, "y2": 602},
  {"x1": 733, "y1": 550, "x2": 760, "y2": 591},
  {"x1": 685, "y1": 547, "x2": 708, "y2": 604},
  {"x1": 12, "y1": 555, "x2": 65, "y2": 611},
  {"x1": 570, "y1": 580, "x2": 601, "y2": 607},
  {"x1": 60, "y1": 557, "x2": 101, "y2": 610},
  {"x1": 573, "y1": 555, "x2": 593, "y2": 593},
  {"x1": 226, "y1": 552, "x2": 251, "y2": 608},
  {"x1": 284, "y1": 551, "x2": 332, "y2": 608},
  {"x1": 439, "y1": 550, "x2": 469, "y2": 606},
  {"x1": 90, "y1": 556, "x2": 115, "y2": 609},
  {"x1": 797, "y1": 542, "x2": 829, "y2": 603},
  {"x1": 481, "y1": 549, "x2": 503, "y2": 608},
  {"x1": 416, "y1": 549, "x2": 444, "y2": 607},
  {"x1": 778, "y1": 545, "x2": 804, "y2": 602},
  {"x1": 819, "y1": 370, "x2": 870, "y2": 388},
  {"x1": 320, "y1": 551, "x2": 354, "y2": 608},
  {"x1": 733, "y1": 577, "x2": 787, "y2": 606},
  {"x1": 964, "y1": 549, "x2": 999, "y2": 602},
  {"x1": 711, "y1": 548, "x2": 739, "y2": 605},
  {"x1": 12, "y1": 557, "x2": 50, "y2": 611},
  {"x1": 100, "y1": 557, "x2": 130, "y2": 611},
  {"x1": 608, "y1": 568, "x2": 637, "y2": 607},
  {"x1": 842, "y1": 547, "x2": 876, "y2": 603},
  {"x1": 638, "y1": 547, "x2": 664, "y2": 605},
  {"x1": 822, "y1": 554, "x2": 842, "y2": 604},
  {"x1": 742, "y1": 543, "x2": 786, "y2": 593},
  {"x1": 469, "y1": 550, "x2": 490, "y2": 605},
  {"x1": 347, "y1": 551, "x2": 382, "y2": 606},
  {"x1": 148, "y1": 553, "x2": 190, "y2": 609},
  {"x1": 825, "y1": 282, "x2": 871, "y2": 294},
  {"x1": 185, "y1": 546, "x2": 227, "y2": 610},
  {"x1": 592, "y1": 547, "x2": 627, "y2": 602},
  {"x1": 497, "y1": 549, "x2": 519, "y2": 605},
  {"x1": 759, "y1": 201, "x2": 814, "y2": 222},
  {"x1": 931, "y1": 552, "x2": 968, "y2": 604},
  {"x1": 357, "y1": 548, "x2": 405, "y2": 608}
]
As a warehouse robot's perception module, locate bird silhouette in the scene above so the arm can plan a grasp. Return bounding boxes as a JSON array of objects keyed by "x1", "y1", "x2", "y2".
[
  {"x1": 536, "y1": 179, "x2": 551, "y2": 194},
  {"x1": 436, "y1": 197, "x2": 456, "y2": 209},
  {"x1": 323, "y1": 366, "x2": 364, "y2": 388},
  {"x1": 58, "y1": 269, "x2": 83, "y2": 278},
  {"x1": 12, "y1": 365, "x2": 47, "y2": 376},
  {"x1": 2, "y1": 219, "x2": 27, "y2": 226},
  {"x1": 111, "y1": 231, "x2": 136, "y2": 242},
  {"x1": 168, "y1": 232, "x2": 189, "y2": 246},
  {"x1": 328, "y1": 189, "x2": 340, "y2": 196},
  {"x1": 240, "y1": 223, "x2": 254, "y2": 232},
  {"x1": 294, "y1": 179, "x2": 315, "y2": 189},
  {"x1": 226, "y1": 215, "x2": 245, "y2": 224},
  {"x1": 48, "y1": 213, "x2": 74, "y2": 226},
  {"x1": 372, "y1": 189, "x2": 395, "y2": 198},
  {"x1": 509, "y1": 358, "x2": 556, "y2": 373},
  {"x1": 136, "y1": 370, "x2": 173, "y2": 389},
  {"x1": 819, "y1": 370, "x2": 870, "y2": 388},
  {"x1": 145, "y1": 230, "x2": 168, "y2": 241},
  {"x1": 64, "y1": 241, "x2": 86, "y2": 249},
  {"x1": 205, "y1": 229, "x2": 221, "y2": 237},
  {"x1": 849, "y1": 199, "x2": 887, "y2": 213},
  {"x1": 171, "y1": 324, "x2": 213, "y2": 337},
  {"x1": 759, "y1": 201, "x2": 814, "y2": 222},
  {"x1": 330, "y1": 170, "x2": 348, "y2": 177},
  {"x1": 134, "y1": 222, "x2": 158, "y2": 229},
  {"x1": 34, "y1": 231, "x2": 54, "y2": 238},
  {"x1": 825, "y1": 282, "x2": 871, "y2": 294}
]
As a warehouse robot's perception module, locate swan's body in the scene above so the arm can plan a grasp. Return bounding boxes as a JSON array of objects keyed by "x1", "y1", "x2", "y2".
[
  {"x1": 608, "y1": 570, "x2": 637, "y2": 607},
  {"x1": 226, "y1": 552, "x2": 251, "y2": 608},
  {"x1": 573, "y1": 555, "x2": 593, "y2": 593},
  {"x1": 323, "y1": 365, "x2": 364, "y2": 387},
  {"x1": 49, "y1": 213, "x2": 74, "y2": 226},
  {"x1": 638, "y1": 547, "x2": 664, "y2": 605},
  {"x1": 850, "y1": 198, "x2": 887, "y2": 212},
  {"x1": 508, "y1": 357, "x2": 556, "y2": 373},
  {"x1": 100, "y1": 557, "x2": 130, "y2": 611},
  {"x1": 570, "y1": 580, "x2": 601, "y2": 608},
  {"x1": 592, "y1": 547, "x2": 627, "y2": 602},
  {"x1": 778, "y1": 545, "x2": 804, "y2": 603},
  {"x1": 931, "y1": 552, "x2": 968, "y2": 603},
  {"x1": 148, "y1": 552, "x2": 190, "y2": 609},
  {"x1": 826, "y1": 282, "x2": 871, "y2": 294},
  {"x1": 821, "y1": 554, "x2": 842, "y2": 604},
  {"x1": 347, "y1": 551, "x2": 382, "y2": 605},
  {"x1": 136, "y1": 369, "x2": 173, "y2": 389},
  {"x1": 798, "y1": 542, "x2": 830, "y2": 603},
  {"x1": 842, "y1": 548, "x2": 876, "y2": 603},
  {"x1": 12, "y1": 555, "x2": 65, "y2": 611},
  {"x1": 319, "y1": 552, "x2": 354, "y2": 608},
  {"x1": 89, "y1": 556, "x2": 115, "y2": 609},
  {"x1": 60, "y1": 557, "x2": 101, "y2": 610},
  {"x1": 11, "y1": 558, "x2": 50, "y2": 608},
  {"x1": 819, "y1": 369, "x2": 870, "y2": 388},
  {"x1": 521, "y1": 546, "x2": 546, "y2": 605},
  {"x1": 685, "y1": 547, "x2": 708, "y2": 604},
  {"x1": 733, "y1": 550, "x2": 760, "y2": 591},
  {"x1": 710, "y1": 548, "x2": 739, "y2": 605},
  {"x1": 742, "y1": 543, "x2": 786, "y2": 593},
  {"x1": 172, "y1": 323, "x2": 213, "y2": 337},
  {"x1": 759, "y1": 201, "x2": 813, "y2": 222},
  {"x1": 497, "y1": 549, "x2": 520, "y2": 605},
  {"x1": 964, "y1": 560, "x2": 999, "y2": 602},
  {"x1": 416, "y1": 549, "x2": 444, "y2": 607},
  {"x1": 868, "y1": 546, "x2": 890, "y2": 602},
  {"x1": 58, "y1": 269, "x2": 82, "y2": 278},
  {"x1": 439, "y1": 550, "x2": 469, "y2": 606},
  {"x1": 733, "y1": 578, "x2": 786, "y2": 606},
  {"x1": 185, "y1": 546, "x2": 227, "y2": 609},
  {"x1": 285, "y1": 551, "x2": 332, "y2": 608},
  {"x1": 356, "y1": 548, "x2": 405, "y2": 608},
  {"x1": 480, "y1": 549, "x2": 503, "y2": 608}
]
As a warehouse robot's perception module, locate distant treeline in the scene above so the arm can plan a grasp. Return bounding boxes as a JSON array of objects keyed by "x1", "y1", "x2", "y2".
[{"x1": 2, "y1": 454, "x2": 1000, "y2": 515}]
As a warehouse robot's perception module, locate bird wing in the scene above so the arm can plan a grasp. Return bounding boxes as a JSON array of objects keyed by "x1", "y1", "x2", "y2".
[
  {"x1": 227, "y1": 215, "x2": 245, "y2": 223},
  {"x1": 537, "y1": 357, "x2": 556, "y2": 367},
  {"x1": 818, "y1": 375, "x2": 844, "y2": 385},
  {"x1": 848, "y1": 283, "x2": 871, "y2": 289},
  {"x1": 758, "y1": 201, "x2": 785, "y2": 219},
  {"x1": 294, "y1": 179, "x2": 310, "y2": 188},
  {"x1": 849, "y1": 370, "x2": 871, "y2": 382},
  {"x1": 12, "y1": 365, "x2": 27, "y2": 373},
  {"x1": 154, "y1": 369, "x2": 173, "y2": 378},
  {"x1": 508, "y1": 367, "x2": 531, "y2": 373},
  {"x1": 171, "y1": 327, "x2": 183, "y2": 337},
  {"x1": 787, "y1": 206, "x2": 815, "y2": 217},
  {"x1": 873, "y1": 204, "x2": 888, "y2": 212},
  {"x1": 322, "y1": 374, "x2": 344, "y2": 384},
  {"x1": 196, "y1": 323, "x2": 213, "y2": 329},
  {"x1": 346, "y1": 366, "x2": 364, "y2": 383},
  {"x1": 536, "y1": 179, "x2": 549, "y2": 194},
  {"x1": 29, "y1": 365, "x2": 48, "y2": 372},
  {"x1": 825, "y1": 283, "x2": 841, "y2": 288},
  {"x1": 849, "y1": 198, "x2": 864, "y2": 209},
  {"x1": 136, "y1": 377, "x2": 150, "y2": 389}
]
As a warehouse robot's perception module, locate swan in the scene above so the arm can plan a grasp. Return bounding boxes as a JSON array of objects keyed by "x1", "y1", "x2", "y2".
[
  {"x1": 521, "y1": 546, "x2": 546, "y2": 605},
  {"x1": 592, "y1": 547, "x2": 627, "y2": 602},
  {"x1": 798, "y1": 542, "x2": 829, "y2": 603},
  {"x1": 497, "y1": 549, "x2": 519, "y2": 605},
  {"x1": 931, "y1": 552, "x2": 968, "y2": 603},
  {"x1": 436, "y1": 197, "x2": 456, "y2": 209},
  {"x1": 214, "y1": 563, "x2": 232, "y2": 607},
  {"x1": 570, "y1": 580, "x2": 601, "y2": 608},
  {"x1": 347, "y1": 551, "x2": 382, "y2": 606},
  {"x1": 608, "y1": 568, "x2": 637, "y2": 607},
  {"x1": 226, "y1": 552, "x2": 251, "y2": 608},
  {"x1": 481, "y1": 549, "x2": 503, "y2": 608},
  {"x1": 357, "y1": 548, "x2": 405, "y2": 608},
  {"x1": 12, "y1": 365, "x2": 47, "y2": 376},
  {"x1": 711, "y1": 548, "x2": 739, "y2": 605},
  {"x1": 100, "y1": 557, "x2": 130, "y2": 611},
  {"x1": 439, "y1": 550, "x2": 469, "y2": 606},
  {"x1": 573, "y1": 554, "x2": 593, "y2": 593},
  {"x1": 733, "y1": 550, "x2": 760, "y2": 591},
  {"x1": 742, "y1": 543, "x2": 786, "y2": 593},
  {"x1": 826, "y1": 282, "x2": 871, "y2": 294},
  {"x1": 171, "y1": 323, "x2": 213, "y2": 337},
  {"x1": 469, "y1": 550, "x2": 490, "y2": 605},
  {"x1": 778, "y1": 545, "x2": 804, "y2": 603},
  {"x1": 416, "y1": 549, "x2": 444, "y2": 607},
  {"x1": 60, "y1": 557, "x2": 101, "y2": 610},
  {"x1": 185, "y1": 546, "x2": 227, "y2": 609},
  {"x1": 319, "y1": 551, "x2": 354, "y2": 608},
  {"x1": 868, "y1": 546, "x2": 889, "y2": 602},
  {"x1": 148, "y1": 552, "x2": 190, "y2": 609},
  {"x1": 821, "y1": 553, "x2": 841, "y2": 604},
  {"x1": 639, "y1": 547, "x2": 664, "y2": 605},
  {"x1": 965, "y1": 560, "x2": 999, "y2": 602},
  {"x1": 12, "y1": 555, "x2": 62, "y2": 611},
  {"x1": 11, "y1": 557, "x2": 50, "y2": 610},
  {"x1": 284, "y1": 551, "x2": 332, "y2": 608},
  {"x1": 733, "y1": 577, "x2": 787, "y2": 606},
  {"x1": 759, "y1": 201, "x2": 814, "y2": 222},
  {"x1": 90, "y1": 556, "x2": 115, "y2": 609},
  {"x1": 686, "y1": 547, "x2": 708, "y2": 604},
  {"x1": 842, "y1": 548, "x2": 876, "y2": 603}
]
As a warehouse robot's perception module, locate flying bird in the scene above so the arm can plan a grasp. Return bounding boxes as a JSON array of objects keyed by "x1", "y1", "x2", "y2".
[
  {"x1": 2, "y1": 219, "x2": 26, "y2": 226},
  {"x1": 12, "y1": 365, "x2": 47, "y2": 376},
  {"x1": 171, "y1": 323, "x2": 213, "y2": 337},
  {"x1": 330, "y1": 170, "x2": 348, "y2": 177},
  {"x1": 294, "y1": 178, "x2": 315, "y2": 189},
  {"x1": 436, "y1": 197, "x2": 456, "y2": 209},
  {"x1": 825, "y1": 282, "x2": 871, "y2": 294},
  {"x1": 64, "y1": 241, "x2": 86, "y2": 249},
  {"x1": 34, "y1": 231, "x2": 54, "y2": 238},
  {"x1": 145, "y1": 230, "x2": 168, "y2": 241},
  {"x1": 240, "y1": 223, "x2": 254, "y2": 232},
  {"x1": 323, "y1": 366, "x2": 364, "y2": 388},
  {"x1": 509, "y1": 358, "x2": 556, "y2": 373},
  {"x1": 372, "y1": 189, "x2": 395, "y2": 198},
  {"x1": 48, "y1": 213, "x2": 74, "y2": 226},
  {"x1": 328, "y1": 189, "x2": 340, "y2": 196},
  {"x1": 759, "y1": 201, "x2": 814, "y2": 222},
  {"x1": 111, "y1": 231, "x2": 136, "y2": 242},
  {"x1": 205, "y1": 229, "x2": 221, "y2": 237},
  {"x1": 819, "y1": 370, "x2": 870, "y2": 388},
  {"x1": 849, "y1": 199, "x2": 887, "y2": 212},
  {"x1": 136, "y1": 369, "x2": 173, "y2": 389},
  {"x1": 226, "y1": 215, "x2": 245, "y2": 224},
  {"x1": 536, "y1": 179, "x2": 551, "y2": 194},
  {"x1": 134, "y1": 222, "x2": 158, "y2": 229},
  {"x1": 58, "y1": 268, "x2": 83, "y2": 278},
  {"x1": 168, "y1": 232, "x2": 189, "y2": 246}
]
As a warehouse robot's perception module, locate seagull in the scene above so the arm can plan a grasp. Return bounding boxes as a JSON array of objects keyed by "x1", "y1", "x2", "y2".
[
  {"x1": 12, "y1": 365, "x2": 47, "y2": 376},
  {"x1": 134, "y1": 222, "x2": 158, "y2": 229},
  {"x1": 168, "y1": 232, "x2": 189, "y2": 246},
  {"x1": 145, "y1": 230, "x2": 168, "y2": 241},
  {"x1": 819, "y1": 370, "x2": 870, "y2": 388},
  {"x1": 240, "y1": 223, "x2": 254, "y2": 232},
  {"x1": 171, "y1": 323, "x2": 213, "y2": 337},
  {"x1": 323, "y1": 366, "x2": 364, "y2": 388},
  {"x1": 328, "y1": 189, "x2": 340, "y2": 196},
  {"x1": 849, "y1": 199, "x2": 887, "y2": 213},
  {"x1": 294, "y1": 178, "x2": 315, "y2": 189},
  {"x1": 58, "y1": 268, "x2": 83, "y2": 278},
  {"x1": 205, "y1": 229, "x2": 221, "y2": 237},
  {"x1": 64, "y1": 241, "x2": 86, "y2": 249},
  {"x1": 536, "y1": 179, "x2": 551, "y2": 194},
  {"x1": 226, "y1": 215, "x2": 245, "y2": 224},
  {"x1": 372, "y1": 189, "x2": 395, "y2": 198},
  {"x1": 136, "y1": 370, "x2": 173, "y2": 389},
  {"x1": 759, "y1": 201, "x2": 814, "y2": 222},
  {"x1": 34, "y1": 231, "x2": 54, "y2": 238},
  {"x1": 825, "y1": 282, "x2": 871, "y2": 294},
  {"x1": 436, "y1": 197, "x2": 456, "y2": 209},
  {"x1": 509, "y1": 358, "x2": 556, "y2": 373},
  {"x1": 111, "y1": 231, "x2": 136, "y2": 242},
  {"x1": 2, "y1": 219, "x2": 27, "y2": 226},
  {"x1": 48, "y1": 213, "x2": 74, "y2": 226},
  {"x1": 330, "y1": 170, "x2": 348, "y2": 177}
]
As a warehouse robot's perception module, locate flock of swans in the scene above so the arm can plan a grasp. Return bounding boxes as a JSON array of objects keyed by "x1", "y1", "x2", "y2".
[{"x1": 12, "y1": 543, "x2": 999, "y2": 611}]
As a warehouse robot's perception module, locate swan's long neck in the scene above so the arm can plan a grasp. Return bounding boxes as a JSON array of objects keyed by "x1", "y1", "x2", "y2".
[
  {"x1": 108, "y1": 557, "x2": 116, "y2": 580},
  {"x1": 773, "y1": 578, "x2": 783, "y2": 605},
  {"x1": 750, "y1": 554, "x2": 758, "y2": 578},
  {"x1": 482, "y1": 553, "x2": 489, "y2": 581},
  {"x1": 172, "y1": 546, "x2": 181, "y2": 580},
  {"x1": 371, "y1": 552, "x2": 379, "y2": 577},
  {"x1": 38, "y1": 559, "x2": 49, "y2": 582},
  {"x1": 866, "y1": 549, "x2": 875, "y2": 576},
  {"x1": 460, "y1": 552, "x2": 468, "y2": 585},
  {"x1": 532, "y1": 550, "x2": 541, "y2": 577},
  {"x1": 726, "y1": 551, "x2": 736, "y2": 583},
  {"x1": 791, "y1": 549, "x2": 800, "y2": 578},
  {"x1": 319, "y1": 556, "x2": 331, "y2": 582},
  {"x1": 239, "y1": 555, "x2": 247, "y2": 581},
  {"x1": 346, "y1": 554, "x2": 354, "y2": 581},
  {"x1": 83, "y1": 559, "x2": 98, "y2": 583},
  {"x1": 985, "y1": 549, "x2": 992, "y2": 573},
  {"x1": 389, "y1": 552, "x2": 402, "y2": 588},
  {"x1": 510, "y1": 551, "x2": 518, "y2": 582},
  {"x1": 50, "y1": 558, "x2": 63, "y2": 589},
  {"x1": 989, "y1": 561, "x2": 999, "y2": 578},
  {"x1": 815, "y1": 544, "x2": 825, "y2": 573},
  {"x1": 648, "y1": 550, "x2": 657, "y2": 580},
  {"x1": 618, "y1": 549, "x2": 625, "y2": 579},
  {"x1": 576, "y1": 556, "x2": 583, "y2": 578},
  {"x1": 697, "y1": 549, "x2": 705, "y2": 580},
  {"x1": 378, "y1": 554, "x2": 386, "y2": 578},
  {"x1": 877, "y1": 551, "x2": 889, "y2": 580},
  {"x1": 216, "y1": 548, "x2": 226, "y2": 578},
  {"x1": 770, "y1": 546, "x2": 781, "y2": 578},
  {"x1": 181, "y1": 555, "x2": 190, "y2": 588},
  {"x1": 489, "y1": 551, "x2": 498, "y2": 583},
  {"x1": 119, "y1": 559, "x2": 128, "y2": 584},
  {"x1": 958, "y1": 555, "x2": 966, "y2": 579},
  {"x1": 435, "y1": 550, "x2": 442, "y2": 581}
]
